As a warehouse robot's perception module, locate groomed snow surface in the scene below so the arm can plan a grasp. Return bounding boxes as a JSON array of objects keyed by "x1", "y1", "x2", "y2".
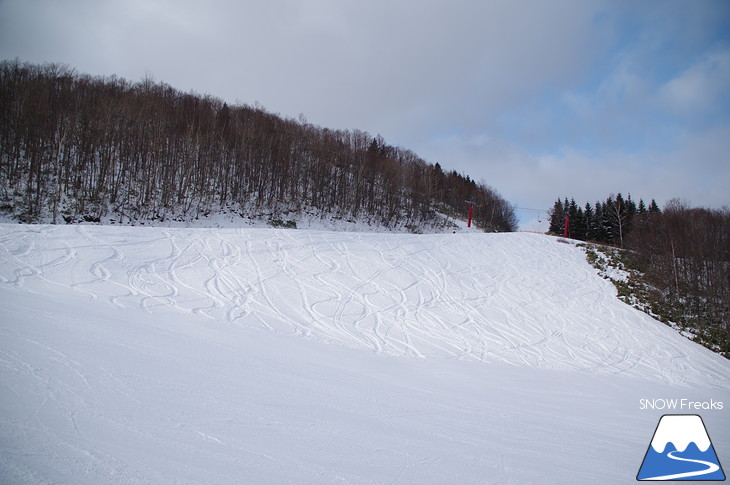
[{"x1": 1, "y1": 224, "x2": 728, "y2": 484}]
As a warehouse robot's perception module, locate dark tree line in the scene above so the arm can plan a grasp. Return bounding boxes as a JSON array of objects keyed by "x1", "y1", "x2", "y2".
[
  {"x1": 551, "y1": 193, "x2": 729, "y2": 354},
  {"x1": 628, "y1": 200, "x2": 730, "y2": 353},
  {"x1": 548, "y1": 193, "x2": 659, "y2": 246},
  {"x1": 0, "y1": 60, "x2": 516, "y2": 232}
]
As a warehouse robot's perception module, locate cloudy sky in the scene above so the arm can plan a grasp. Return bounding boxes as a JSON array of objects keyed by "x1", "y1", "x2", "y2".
[{"x1": 1, "y1": 0, "x2": 729, "y2": 228}]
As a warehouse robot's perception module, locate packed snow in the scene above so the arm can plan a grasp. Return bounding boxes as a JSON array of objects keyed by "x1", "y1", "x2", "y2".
[{"x1": 1, "y1": 224, "x2": 728, "y2": 484}]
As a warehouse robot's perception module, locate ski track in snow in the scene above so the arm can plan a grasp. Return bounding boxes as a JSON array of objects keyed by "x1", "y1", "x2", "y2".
[{"x1": 1, "y1": 224, "x2": 728, "y2": 389}]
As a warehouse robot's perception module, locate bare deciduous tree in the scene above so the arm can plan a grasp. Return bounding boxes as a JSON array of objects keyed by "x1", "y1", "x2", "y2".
[{"x1": 0, "y1": 60, "x2": 518, "y2": 232}]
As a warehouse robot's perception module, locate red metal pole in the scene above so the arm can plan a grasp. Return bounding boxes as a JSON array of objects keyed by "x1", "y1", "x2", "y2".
[
  {"x1": 467, "y1": 204, "x2": 474, "y2": 228},
  {"x1": 563, "y1": 215, "x2": 570, "y2": 238}
]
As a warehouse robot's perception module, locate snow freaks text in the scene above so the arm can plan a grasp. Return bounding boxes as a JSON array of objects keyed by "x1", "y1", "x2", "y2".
[{"x1": 639, "y1": 399, "x2": 724, "y2": 411}]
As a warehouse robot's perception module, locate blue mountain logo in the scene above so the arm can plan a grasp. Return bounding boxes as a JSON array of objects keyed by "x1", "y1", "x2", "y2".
[{"x1": 637, "y1": 414, "x2": 725, "y2": 481}]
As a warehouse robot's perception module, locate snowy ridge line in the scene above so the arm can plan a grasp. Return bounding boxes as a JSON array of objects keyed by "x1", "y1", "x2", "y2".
[{"x1": 1, "y1": 224, "x2": 728, "y2": 388}]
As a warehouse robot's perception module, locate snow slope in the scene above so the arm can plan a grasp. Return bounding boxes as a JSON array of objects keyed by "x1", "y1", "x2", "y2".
[{"x1": 1, "y1": 224, "x2": 728, "y2": 484}]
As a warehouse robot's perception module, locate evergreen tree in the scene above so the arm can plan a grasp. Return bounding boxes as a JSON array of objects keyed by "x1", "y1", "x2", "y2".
[
  {"x1": 624, "y1": 193, "x2": 638, "y2": 239},
  {"x1": 598, "y1": 200, "x2": 612, "y2": 244},
  {"x1": 584, "y1": 202, "x2": 595, "y2": 241},
  {"x1": 549, "y1": 199, "x2": 565, "y2": 234},
  {"x1": 648, "y1": 199, "x2": 661, "y2": 214},
  {"x1": 568, "y1": 198, "x2": 587, "y2": 240}
]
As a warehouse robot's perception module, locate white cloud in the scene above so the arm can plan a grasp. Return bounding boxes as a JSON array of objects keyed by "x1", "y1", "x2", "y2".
[
  {"x1": 657, "y1": 48, "x2": 730, "y2": 118},
  {"x1": 421, "y1": 122, "x2": 730, "y2": 223},
  {"x1": 1, "y1": 0, "x2": 607, "y2": 136}
]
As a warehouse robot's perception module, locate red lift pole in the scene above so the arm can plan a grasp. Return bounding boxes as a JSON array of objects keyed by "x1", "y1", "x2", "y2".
[
  {"x1": 465, "y1": 200, "x2": 477, "y2": 228},
  {"x1": 563, "y1": 215, "x2": 570, "y2": 238}
]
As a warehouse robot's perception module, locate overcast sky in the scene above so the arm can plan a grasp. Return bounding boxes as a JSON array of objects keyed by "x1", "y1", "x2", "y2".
[{"x1": 1, "y1": 0, "x2": 729, "y2": 229}]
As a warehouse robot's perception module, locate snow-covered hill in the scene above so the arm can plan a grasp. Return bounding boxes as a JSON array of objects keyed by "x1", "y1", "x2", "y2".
[{"x1": 1, "y1": 224, "x2": 728, "y2": 484}]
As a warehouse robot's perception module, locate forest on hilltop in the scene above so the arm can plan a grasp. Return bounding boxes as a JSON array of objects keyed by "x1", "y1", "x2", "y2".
[{"x1": 0, "y1": 60, "x2": 517, "y2": 232}]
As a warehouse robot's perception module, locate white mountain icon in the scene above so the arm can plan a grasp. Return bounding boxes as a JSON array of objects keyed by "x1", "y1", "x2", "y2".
[{"x1": 650, "y1": 415, "x2": 711, "y2": 453}]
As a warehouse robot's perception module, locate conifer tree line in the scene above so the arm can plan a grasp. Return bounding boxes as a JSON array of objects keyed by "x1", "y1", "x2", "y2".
[
  {"x1": 0, "y1": 60, "x2": 517, "y2": 231},
  {"x1": 548, "y1": 193, "x2": 660, "y2": 246},
  {"x1": 552, "y1": 194, "x2": 730, "y2": 354}
]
